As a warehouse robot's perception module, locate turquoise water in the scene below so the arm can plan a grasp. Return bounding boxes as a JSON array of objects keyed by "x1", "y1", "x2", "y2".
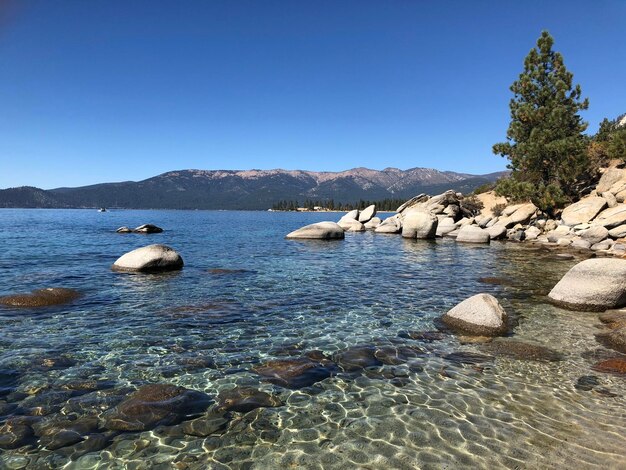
[{"x1": 0, "y1": 209, "x2": 625, "y2": 469}]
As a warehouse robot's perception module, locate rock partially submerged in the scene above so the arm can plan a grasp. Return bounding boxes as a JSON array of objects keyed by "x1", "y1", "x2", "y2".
[
  {"x1": 286, "y1": 222, "x2": 345, "y2": 240},
  {"x1": 116, "y1": 224, "x2": 164, "y2": 234},
  {"x1": 482, "y1": 339, "x2": 562, "y2": 362},
  {"x1": 253, "y1": 358, "x2": 336, "y2": 389},
  {"x1": 0, "y1": 288, "x2": 81, "y2": 308},
  {"x1": 442, "y1": 294, "x2": 508, "y2": 336},
  {"x1": 456, "y1": 225, "x2": 490, "y2": 243},
  {"x1": 401, "y1": 210, "x2": 438, "y2": 239},
  {"x1": 112, "y1": 244, "x2": 184, "y2": 272},
  {"x1": 548, "y1": 258, "x2": 626, "y2": 311},
  {"x1": 358, "y1": 204, "x2": 377, "y2": 223}
]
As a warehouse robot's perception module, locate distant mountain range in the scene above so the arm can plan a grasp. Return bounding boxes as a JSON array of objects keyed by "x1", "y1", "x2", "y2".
[{"x1": 0, "y1": 167, "x2": 508, "y2": 210}]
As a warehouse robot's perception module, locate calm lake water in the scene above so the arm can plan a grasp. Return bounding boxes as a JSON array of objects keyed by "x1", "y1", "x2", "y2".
[{"x1": 0, "y1": 209, "x2": 625, "y2": 469}]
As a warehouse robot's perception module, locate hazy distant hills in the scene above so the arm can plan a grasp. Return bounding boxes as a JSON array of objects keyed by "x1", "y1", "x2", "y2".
[{"x1": 0, "y1": 167, "x2": 508, "y2": 210}]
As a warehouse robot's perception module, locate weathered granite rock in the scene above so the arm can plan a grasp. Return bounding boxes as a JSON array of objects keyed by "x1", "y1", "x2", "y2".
[
  {"x1": 364, "y1": 217, "x2": 382, "y2": 229},
  {"x1": 608, "y1": 224, "x2": 626, "y2": 239},
  {"x1": 285, "y1": 222, "x2": 345, "y2": 240},
  {"x1": 508, "y1": 229, "x2": 526, "y2": 242},
  {"x1": 0, "y1": 288, "x2": 81, "y2": 308},
  {"x1": 333, "y1": 346, "x2": 382, "y2": 371},
  {"x1": 133, "y1": 224, "x2": 164, "y2": 234},
  {"x1": 435, "y1": 217, "x2": 457, "y2": 237},
  {"x1": 358, "y1": 205, "x2": 376, "y2": 223},
  {"x1": 442, "y1": 294, "x2": 507, "y2": 336},
  {"x1": 396, "y1": 194, "x2": 428, "y2": 214},
  {"x1": 601, "y1": 192, "x2": 618, "y2": 208},
  {"x1": 595, "y1": 327, "x2": 626, "y2": 354},
  {"x1": 116, "y1": 226, "x2": 132, "y2": 233},
  {"x1": 580, "y1": 226, "x2": 609, "y2": 245},
  {"x1": 112, "y1": 244, "x2": 184, "y2": 272},
  {"x1": 482, "y1": 339, "x2": 562, "y2": 362},
  {"x1": 548, "y1": 258, "x2": 626, "y2": 311},
  {"x1": 456, "y1": 225, "x2": 490, "y2": 243},
  {"x1": 571, "y1": 239, "x2": 592, "y2": 250},
  {"x1": 401, "y1": 210, "x2": 438, "y2": 239},
  {"x1": 498, "y1": 203, "x2": 537, "y2": 228},
  {"x1": 591, "y1": 358, "x2": 626, "y2": 375},
  {"x1": 338, "y1": 217, "x2": 365, "y2": 231},
  {"x1": 591, "y1": 239, "x2": 614, "y2": 251},
  {"x1": 486, "y1": 225, "x2": 507, "y2": 240},
  {"x1": 592, "y1": 205, "x2": 626, "y2": 229},
  {"x1": 560, "y1": 197, "x2": 607, "y2": 226},
  {"x1": 597, "y1": 168, "x2": 626, "y2": 193},
  {"x1": 344, "y1": 209, "x2": 359, "y2": 220},
  {"x1": 524, "y1": 226, "x2": 541, "y2": 240},
  {"x1": 101, "y1": 384, "x2": 209, "y2": 431}
]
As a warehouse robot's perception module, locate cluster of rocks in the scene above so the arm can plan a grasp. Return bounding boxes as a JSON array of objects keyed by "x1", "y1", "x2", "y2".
[{"x1": 116, "y1": 224, "x2": 163, "y2": 234}]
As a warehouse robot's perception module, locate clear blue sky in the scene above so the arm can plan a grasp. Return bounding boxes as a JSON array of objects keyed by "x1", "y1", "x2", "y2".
[{"x1": 1, "y1": 1, "x2": 624, "y2": 189}]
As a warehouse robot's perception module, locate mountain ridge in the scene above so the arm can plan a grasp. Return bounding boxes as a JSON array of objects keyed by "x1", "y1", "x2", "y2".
[{"x1": 0, "y1": 167, "x2": 508, "y2": 210}]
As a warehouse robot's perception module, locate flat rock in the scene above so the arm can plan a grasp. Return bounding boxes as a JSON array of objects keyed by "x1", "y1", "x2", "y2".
[
  {"x1": 133, "y1": 224, "x2": 164, "y2": 234},
  {"x1": 0, "y1": 288, "x2": 81, "y2": 308},
  {"x1": 435, "y1": 217, "x2": 457, "y2": 237},
  {"x1": 216, "y1": 387, "x2": 282, "y2": 413},
  {"x1": 442, "y1": 294, "x2": 507, "y2": 336},
  {"x1": 253, "y1": 358, "x2": 336, "y2": 389},
  {"x1": 592, "y1": 205, "x2": 626, "y2": 229},
  {"x1": 561, "y1": 197, "x2": 607, "y2": 226},
  {"x1": 498, "y1": 203, "x2": 537, "y2": 228},
  {"x1": 591, "y1": 358, "x2": 626, "y2": 375},
  {"x1": 181, "y1": 412, "x2": 228, "y2": 437},
  {"x1": 595, "y1": 327, "x2": 626, "y2": 354},
  {"x1": 597, "y1": 168, "x2": 626, "y2": 193},
  {"x1": 333, "y1": 346, "x2": 382, "y2": 371},
  {"x1": 608, "y1": 224, "x2": 626, "y2": 238},
  {"x1": 482, "y1": 339, "x2": 562, "y2": 362},
  {"x1": 548, "y1": 258, "x2": 626, "y2": 311},
  {"x1": 580, "y1": 226, "x2": 609, "y2": 244},
  {"x1": 486, "y1": 225, "x2": 507, "y2": 240},
  {"x1": 112, "y1": 244, "x2": 184, "y2": 272},
  {"x1": 456, "y1": 225, "x2": 490, "y2": 243},
  {"x1": 286, "y1": 222, "x2": 345, "y2": 240}
]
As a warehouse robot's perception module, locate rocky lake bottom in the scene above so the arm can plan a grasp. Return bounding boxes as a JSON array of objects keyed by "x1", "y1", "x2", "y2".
[{"x1": 0, "y1": 209, "x2": 625, "y2": 469}]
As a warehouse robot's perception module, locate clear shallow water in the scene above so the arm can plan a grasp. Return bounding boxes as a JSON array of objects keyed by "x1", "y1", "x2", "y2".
[{"x1": 0, "y1": 209, "x2": 625, "y2": 469}]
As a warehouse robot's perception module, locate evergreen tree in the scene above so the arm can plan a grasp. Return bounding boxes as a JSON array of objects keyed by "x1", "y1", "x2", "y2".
[{"x1": 493, "y1": 31, "x2": 589, "y2": 214}]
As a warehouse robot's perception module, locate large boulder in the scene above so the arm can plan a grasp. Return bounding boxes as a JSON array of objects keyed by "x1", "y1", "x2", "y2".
[
  {"x1": 401, "y1": 210, "x2": 438, "y2": 239},
  {"x1": 375, "y1": 215, "x2": 402, "y2": 234},
  {"x1": 112, "y1": 244, "x2": 184, "y2": 272},
  {"x1": 456, "y1": 225, "x2": 490, "y2": 243},
  {"x1": 486, "y1": 225, "x2": 507, "y2": 240},
  {"x1": 358, "y1": 205, "x2": 376, "y2": 223},
  {"x1": 396, "y1": 194, "x2": 429, "y2": 214},
  {"x1": 498, "y1": 203, "x2": 537, "y2": 228},
  {"x1": 608, "y1": 224, "x2": 626, "y2": 239},
  {"x1": 338, "y1": 216, "x2": 364, "y2": 231},
  {"x1": 597, "y1": 168, "x2": 626, "y2": 193},
  {"x1": 441, "y1": 294, "x2": 508, "y2": 336},
  {"x1": 580, "y1": 226, "x2": 609, "y2": 245},
  {"x1": 548, "y1": 258, "x2": 626, "y2": 311},
  {"x1": 435, "y1": 217, "x2": 457, "y2": 237},
  {"x1": 592, "y1": 205, "x2": 626, "y2": 229},
  {"x1": 133, "y1": 224, "x2": 164, "y2": 234},
  {"x1": 560, "y1": 197, "x2": 607, "y2": 226},
  {"x1": 286, "y1": 222, "x2": 345, "y2": 240},
  {"x1": 364, "y1": 217, "x2": 382, "y2": 229}
]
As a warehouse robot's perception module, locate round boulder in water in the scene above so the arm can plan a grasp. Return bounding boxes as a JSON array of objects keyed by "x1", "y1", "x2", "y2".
[
  {"x1": 457, "y1": 225, "x2": 490, "y2": 243},
  {"x1": 442, "y1": 293, "x2": 508, "y2": 336},
  {"x1": 112, "y1": 244, "x2": 184, "y2": 272},
  {"x1": 548, "y1": 258, "x2": 626, "y2": 311},
  {"x1": 285, "y1": 222, "x2": 345, "y2": 240},
  {"x1": 133, "y1": 224, "x2": 164, "y2": 234}
]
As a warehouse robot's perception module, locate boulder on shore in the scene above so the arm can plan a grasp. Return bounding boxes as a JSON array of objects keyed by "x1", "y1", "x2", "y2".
[
  {"x1": 112, "y1": 244, "x2": 184, "y2": 272},
  {"x1": 401, "y1": 210, "x2": 438, "y2": 239},
  {"x1": 457, "y1": 225, "x2": 490, "y2": 243},
  {"x1": 592, "y1": 205, "x2": 626, "y2": 229},
  {"x1": 560, "y1": 197, "x2": 607, "y2": 226},
  {"x1": 286, "y1": 222, "x2": 345, "y2": 240},
  {"x1": 548, "y1": 258, "x2": 626, "y2": 311},
  {"x1": 442, "y1": 293, "x2": 508, "y2": 336}
]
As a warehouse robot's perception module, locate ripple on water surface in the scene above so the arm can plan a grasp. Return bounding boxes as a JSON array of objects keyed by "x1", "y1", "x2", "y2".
[{"x1": 0, "y1": 209, "x2": 625, "y2": 469}]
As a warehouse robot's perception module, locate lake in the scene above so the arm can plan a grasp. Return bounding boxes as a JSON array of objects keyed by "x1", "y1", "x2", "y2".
[{"x1": 0, "y1": 209, "x2": 624, "y2": 469}]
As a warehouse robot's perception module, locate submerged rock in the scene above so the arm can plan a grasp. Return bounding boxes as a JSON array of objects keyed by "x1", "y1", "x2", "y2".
[
  {"x1": 112, "y1": 244, "x2": 184, "y2": 272},
  {"x1": 253, "y1": 358, "x2": 336, "y2": 389},
  {"x1": 101, "y1": 384, "x2": 210, "y2": 431},
  {"x1": 401, "y1": 210, "x2": 438, "y2": 239},
  {"x1": 595, "y1": 327, "x2": 626, "y2": 354},
  {"x1": 575, "y1": 375, "x2": 600, "y2": 391},
  {"x1": 285, "y1": 222, "x2": 345, "y2": 240},
  {"x1": 482, "y1": 339, "x2": 563, "y2": 362},
  {"x1": 443, "y1": 351, "x2": 494, "y2": 365},
  {"x1": 216, "y1": 387, "x2": 282, "y2": 413},
  {"x1": 442, "y1": 294, "x2": 508, "y2": 336},
  {"x1": 333, "y1": 346, "x2": 382, "y2": 371},
  {"x1": 181, "y1": 411, "x2": 229, "y2": 437},
  {"x1": 0, "y1": 288, "x2": 81, "y2": 308},
  {"x1": 0, "y1": 420, "x2": 33, "y2": 449},
  {"x1": 591, "y1": 358, "x2": 626, "y2": 375},
  {"x1": 548, "y1": 258, "x2": 626, "y2": 311}
]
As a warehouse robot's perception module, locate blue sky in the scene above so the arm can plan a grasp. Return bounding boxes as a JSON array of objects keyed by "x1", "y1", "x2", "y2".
[{"x1": 1, "y1": 1, "x2": 625, "y2": 189}]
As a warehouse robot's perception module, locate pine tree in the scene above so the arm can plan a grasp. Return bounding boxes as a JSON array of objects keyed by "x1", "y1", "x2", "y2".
[{"x1": 493, "y1": 31, "x2": 589, "y2": 214}]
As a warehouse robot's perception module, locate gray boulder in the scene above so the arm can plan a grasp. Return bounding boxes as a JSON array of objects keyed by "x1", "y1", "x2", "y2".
[
  {"x1": 435, "y1": 217, "x2": 457, "y2": 237},
  {"x1": 375, "y1": 215, "x2": 402, "y2": 234},
  {"x1": 134, "y1": 224, "x2": 164, "y2": 234},
  {"x1": 358, "y1": 205, "x2": 376, "y2": 223},
  {"x1": 560, "y1": 197, "x2": 607, "y2": 226},
  {"x1": 524, "y1": 226, "x2": 541, "y2": 240},
  {"x1": 609, "y1": 224, "x2": 626, "y2": 239},
  {"x1": 338, "y1": 217, "x2": 364, "y2": 231},
  {"x1": 548, "y1": 258, "x2": 626, "y2": 311},
  {"x1": 286, "y1": 222, "x2": 345, "y2": 240},
  {"x1": 442, "y1": 294, "x2": 508, "y2": 336},
  {"x1": 116, "y1": 226, "x2": 132, "y2": 233},
  {"x1": 571, "y1": 239, "x2": 592, "y2": 250},
  {"x1": 597, "y1": 168, "x2": 626, "y2": 193},
  {"x1": 112, "y1": 244, "x2": 184, "y2": 272},
  {"x1": 591, "y1": 239, "x2": 614, "y2": 251},
  {"x1": 592, "y1": 205, "x2": 626, "y2": 229},
  {"x1": 580, "y1": 226, "x2": 609, "y2": 245},
  {"x1": 364, "y1": 217, "x2": 382, "y2": 229},
  {"x1": 498, "y1": 203, "x2": 537, "y2": 228},
  {"x1": 401, "y1": 210, "x2": 438, "y2": 239},
  {"x1": 456, "y1": 225, "x2": 490, "y2": 243}
]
